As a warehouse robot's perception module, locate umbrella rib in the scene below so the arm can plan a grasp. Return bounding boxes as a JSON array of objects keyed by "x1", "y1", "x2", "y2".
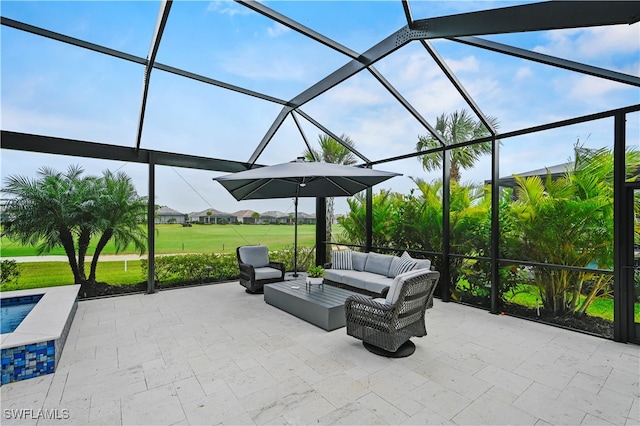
[{"x1": 239, "y1": 179, "x2": 275, "y2": 200}]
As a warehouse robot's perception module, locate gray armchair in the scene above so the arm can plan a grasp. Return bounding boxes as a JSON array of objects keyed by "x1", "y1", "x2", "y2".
[
  {"x1": 345, "y1": 269, "x2": 440, "y2": 357},
  {"x1": 236, "y1": 245, "x2": 285, "y2": 294}
]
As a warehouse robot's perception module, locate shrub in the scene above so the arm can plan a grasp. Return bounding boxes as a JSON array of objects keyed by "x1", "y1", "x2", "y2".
[
  {"x1": 0, "y1": 260, "x2": 20, "y2": 286},
  {"x1": 141, "y1": 253, "x2": 238, "y2": 286}
]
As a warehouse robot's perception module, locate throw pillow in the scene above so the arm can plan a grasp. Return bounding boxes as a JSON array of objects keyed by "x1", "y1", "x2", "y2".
[
  {"x1": 351, "y1": 251, "x2": 367, "y2": 271},
  {"x1": 332, "y1": 250, "x2": 353, "y2": 270},
  {"x1": 412, "y1": 258, "x2": 432, "y2": 271},
  {"x1": 390, "y1": 251, "x2": 417, "y2": 276}
]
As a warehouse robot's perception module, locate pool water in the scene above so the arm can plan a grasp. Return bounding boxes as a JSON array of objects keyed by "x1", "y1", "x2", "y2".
[{"x1": 1, "y1": 295, "x2": 43, "y2": 334}]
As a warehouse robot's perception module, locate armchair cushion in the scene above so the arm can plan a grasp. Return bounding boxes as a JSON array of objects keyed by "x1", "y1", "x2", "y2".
[
  {"x1": 254, "y1": 266, "x2": 284, "y2": 280},
  {"x1": 238, "y1": 245, "x2": 270, "y2": 267}
]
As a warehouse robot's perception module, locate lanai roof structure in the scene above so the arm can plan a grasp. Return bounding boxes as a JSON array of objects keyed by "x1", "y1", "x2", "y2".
[{"x1": 1, "y1": 1, "x2": 639, "y2": 341}]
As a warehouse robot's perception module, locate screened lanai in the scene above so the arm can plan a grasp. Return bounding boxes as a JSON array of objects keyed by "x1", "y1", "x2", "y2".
[{"x1": 1, "y1": 1, "x2": 640, "y2": 343}]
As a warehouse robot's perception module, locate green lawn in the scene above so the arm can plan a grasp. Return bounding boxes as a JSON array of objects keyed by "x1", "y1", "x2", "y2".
[
  {"x1": 0, "y1": 260, "x2": 146, "y2": 291},
  {"x1": 1, "y1": 223, "x2": 318, "y2": 257},
  {"x1": 505, "y1": 284, "x2": 640, "y2": 322}
]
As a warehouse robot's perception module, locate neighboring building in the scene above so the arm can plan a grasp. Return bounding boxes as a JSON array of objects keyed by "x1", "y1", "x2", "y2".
[
  {"x1": 294, "y1": 211, "x2": 316, "y2": 225},
  {"x1": 155, "y1": 205, "x2": 186, "y2": 224},
  {"x1": 261, "y1": 211, "x2": 289, "y2": 225},
  {"x1": 189, "y1": 208, "x2": 237, "y2": 224},
  {"x1": 232, "y1": 209, "x2": 259, "y2": 224}
]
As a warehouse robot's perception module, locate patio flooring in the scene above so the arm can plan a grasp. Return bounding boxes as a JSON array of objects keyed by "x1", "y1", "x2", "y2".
[{"x1": 1, "y1": 281, "x2": 638, "y2": 425}]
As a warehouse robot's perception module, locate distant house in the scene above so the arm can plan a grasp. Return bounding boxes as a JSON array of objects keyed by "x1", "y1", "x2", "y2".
[
  {"x1": 261, "y1": 211, "x2": 289, "y2": 225},
  {"x1": 232, "y1": 209, "x2": 259, "y2": 224},
  {"x1": 189, "y1": 208, "x2": 237, "y2": 224},
  {"x1": 155, "y1": 206, "x2": 186, "y2": 224},
  {"x1": 295, "y1": 211, "x2": 317, "y2": 225}
]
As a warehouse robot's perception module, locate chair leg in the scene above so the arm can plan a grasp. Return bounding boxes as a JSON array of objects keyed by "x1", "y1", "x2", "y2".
[{"x1": 363, "y1": 340, "x2": 416, "y2": 358}]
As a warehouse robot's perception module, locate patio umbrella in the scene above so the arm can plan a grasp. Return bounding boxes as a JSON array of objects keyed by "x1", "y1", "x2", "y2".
[{"x1": 214, "y1": 158, "x2": 401, "y2": 275}]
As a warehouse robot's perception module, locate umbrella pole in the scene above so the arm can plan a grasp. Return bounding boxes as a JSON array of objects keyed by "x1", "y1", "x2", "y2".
[{"x1": 293, "y1": 196, "x2": 299, "y2": 277}]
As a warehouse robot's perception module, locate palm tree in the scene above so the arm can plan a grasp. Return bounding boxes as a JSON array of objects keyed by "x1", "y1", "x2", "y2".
[
  {"x1": 416, "y1": 109, "x2": 499, "y2": 182},
  {"x1": 303, "y1": 134, "x2": 357, "y2": 257},
  {"x1": 2, "y1": 166, "x2": 147, "y2": 285},
  {"x1": 86, "y1": 170, "x2": 147, "y2": 282}
]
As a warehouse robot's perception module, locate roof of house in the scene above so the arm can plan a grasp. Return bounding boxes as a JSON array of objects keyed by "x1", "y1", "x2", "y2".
[
  {"x1": 156, "y1": 206, "x2": 184, "y2": 216},
  {"x1": 189, "y1": 208, "x2": 233, "y2": 217}
]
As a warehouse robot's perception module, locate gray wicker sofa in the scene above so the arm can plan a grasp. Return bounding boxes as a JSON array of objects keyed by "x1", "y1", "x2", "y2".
[{"x1": 323, "y1": 250, "x2": 432, "y2": 297}]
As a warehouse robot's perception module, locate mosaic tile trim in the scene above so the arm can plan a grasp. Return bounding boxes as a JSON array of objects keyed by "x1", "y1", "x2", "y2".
[
  {"x1": 1, "y1": 297, "x2": 78, "y2": 386},
  {"x1": 1, "y1": 294, "x2": 43, "y2": 307},
  {"x1": 1, "y1": 341, "x2": 55, "y2": 385}
]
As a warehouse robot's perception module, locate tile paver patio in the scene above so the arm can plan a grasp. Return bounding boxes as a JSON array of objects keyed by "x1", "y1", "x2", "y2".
[{"x1": 1, "y1": 281, "x2": 638, "y2": 425}]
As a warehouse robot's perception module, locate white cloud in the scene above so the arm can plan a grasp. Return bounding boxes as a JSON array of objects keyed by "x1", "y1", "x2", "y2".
[
  {"x1": 206, "y1": 1, "x2": 251, "y2": 17},
  {"x1": 324, "y1": 82, "x2": 383, "y2": 107},
  {"x1": 566, "y1": 75, "x2": 630, "y2": 100},
  {"x1": 514, "y1": 66, "x2": 532, "y2": 82},
  {"x1": 533, "y1": 25, "x2": 640, "y2": 62},
  {"x1": 267, "y1": 22, "x2": 290, "y2": 38},
  {"x1": 446, "y1": 55, "x2": 480, "y2": 73}
]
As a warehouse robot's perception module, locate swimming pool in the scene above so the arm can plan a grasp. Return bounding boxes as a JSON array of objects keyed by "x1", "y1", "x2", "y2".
[
  {"x1": 1, "y1": 295, "x2": 43, "y2": 334},
  {"x1": 1, "y1": 286, "x2": 80, "y2": 385}
]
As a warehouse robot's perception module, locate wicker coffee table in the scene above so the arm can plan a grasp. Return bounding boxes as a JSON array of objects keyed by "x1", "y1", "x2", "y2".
[{"x1": 264, "y1": 279, "x2": 366, "y2": 331}]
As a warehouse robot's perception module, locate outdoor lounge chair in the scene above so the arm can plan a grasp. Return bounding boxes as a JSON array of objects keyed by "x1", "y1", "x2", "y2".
[
  {"x1": 345, "y1": 269, "x2": 440, "y2": 357},
  {"x1": 236, "y1": 245, "x2": 285, "y2": 294}
]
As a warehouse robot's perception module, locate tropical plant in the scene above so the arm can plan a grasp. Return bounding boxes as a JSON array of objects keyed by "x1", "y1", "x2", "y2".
[
  {"x1": 307, "y1": 265, "x2": 326, "y2": 278},
  {"x1": 416, "y1": 109, "x2": 499, "y2": 182},
  {"x1": 336, "y1": 189, "x2": 402, "y2": 248},
  {"x1": 505, "y1": 144, "x2": 640, "y2": 315},
  {"x1": 2, "y1": 166, "x2": 148, "y2": 286},
  {"x1": 303, "y1": 133, "x2": 357, "y2": 261}
]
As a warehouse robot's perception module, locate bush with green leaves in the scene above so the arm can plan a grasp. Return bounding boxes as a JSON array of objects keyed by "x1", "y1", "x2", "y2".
[
  {"x1": 139, "y1": 246, "x2": 316, "y2": 287},
  {"x1": 0, "y1": 260, "x2": 20, "y2": 287},
  {"x1": 141, "y1": 253, "x2": 238, "y2": 286},
  {"x1": 269, "y1": 245, "x2": 315, "y2": 272}
]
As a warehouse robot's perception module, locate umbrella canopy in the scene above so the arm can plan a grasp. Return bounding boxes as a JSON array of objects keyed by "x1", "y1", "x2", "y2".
[
  {"x1": 214, "y1": 159, "x2": 401, "y2": 201},
  {"x1": 214, "y1": 158, "x2": 401, "y2": 276}
]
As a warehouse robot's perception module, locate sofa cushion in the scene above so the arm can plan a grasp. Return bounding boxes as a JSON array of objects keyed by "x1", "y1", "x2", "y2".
[
  {"x1": 351, "y1": 251, "x2": 367, "y2": 271},
  {"x1": 332, "y1": 250, "x2": 353, "y2": 270},
  {"x1": 364, "y1": 252, "x2": 394, "y2": 276},
  {"x1": 385, "y1": 269, "x2": 429, "y2": 305},
  {"x1": 254, "y1": 266, "x2": 282, "y2": 280},
  {"x1": 324, "y1": 269, "x2": 392, "y2": 295},
  {"x1": 238, "y1": 245, "x2": 269, "y2": 267}
]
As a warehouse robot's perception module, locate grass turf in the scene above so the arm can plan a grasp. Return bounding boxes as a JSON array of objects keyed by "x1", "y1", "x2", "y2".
[{"x1": 1, "y1": 223, "x2": 318, "y2": 257}]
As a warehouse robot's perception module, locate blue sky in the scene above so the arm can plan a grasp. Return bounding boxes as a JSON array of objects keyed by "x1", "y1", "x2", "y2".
[{"x1": 1, "y1": 1, "x2": 639, "y2": 216}]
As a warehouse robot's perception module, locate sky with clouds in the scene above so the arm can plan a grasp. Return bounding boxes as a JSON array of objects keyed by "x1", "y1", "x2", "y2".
[{"x1": 1, "y1": 0, "x2": 639, "y2": 216}]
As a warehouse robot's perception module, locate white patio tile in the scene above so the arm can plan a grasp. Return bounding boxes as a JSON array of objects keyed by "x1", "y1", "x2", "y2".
[
  {"x1": 408, "y1": 379, "x2": 473, "y2": 419},
  {"x1": 558, "y1": 384, "x2": 637, "y2": 425},
  {"x1": 513, "y1": 382, "x2": 586, "y2": 425},
  {"x1": 313, "y1": 373, "x2": 370, "y2": 408},
  {"x1": 1, "y1": 282, "x2": 637, "y2": 426},
  {"x1": 473, "y1": 364, "x2": 534, "y2": 396},
  {"x1": 318, "y1": 401, "x2": 386, "y2": 425},
  {"x1": 452, "y1": 392, "x2": 538, "y2": 425},
  {"x1": 120, "y1": 384, "x2": 185, "y2": 426},
  {"x1": 357, "y1": 391, "x2": 410, "y2": 424}
]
